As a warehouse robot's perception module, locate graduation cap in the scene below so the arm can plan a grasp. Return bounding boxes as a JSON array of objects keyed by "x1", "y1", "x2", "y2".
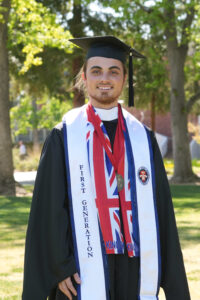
[{"x1": 69, "y1": 36, "x2": 145, "y2": 107}]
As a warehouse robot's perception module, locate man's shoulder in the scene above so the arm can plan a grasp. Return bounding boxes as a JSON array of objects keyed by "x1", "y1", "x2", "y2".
[
  {"x1": 122, "y1": 108, "x2": 145, "y2": 129},
  {"x1": 122, "y1": 108, "x2": 155, "y2": 142},
  {"x1": 54, "y1": 122, "x2": 63, "y2": 131},
  {"x1": 62, "y1": 105, "x2": 86, "y2": 124},
  {"x1": 52, "y1": 105, "x2": 86, "y2": 135}
]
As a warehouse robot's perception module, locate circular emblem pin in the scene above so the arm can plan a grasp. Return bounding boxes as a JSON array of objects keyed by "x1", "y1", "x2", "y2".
[{"x1": 138, "y1": 167, "x2": 150, "y2": 185}]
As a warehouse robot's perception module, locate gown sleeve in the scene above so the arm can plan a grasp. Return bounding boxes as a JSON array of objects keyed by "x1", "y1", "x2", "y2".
[
  {"x1": 151, "y1": 131, "x2": 191, "y2": 299},
  {"x1": 22, "y1": 126, "x2": 77, "y2": 300}
]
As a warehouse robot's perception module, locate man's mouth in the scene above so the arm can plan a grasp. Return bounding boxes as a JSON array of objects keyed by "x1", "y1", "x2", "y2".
[{"x1": 97, "y1": 86, "x2": 112, "y2": 90}]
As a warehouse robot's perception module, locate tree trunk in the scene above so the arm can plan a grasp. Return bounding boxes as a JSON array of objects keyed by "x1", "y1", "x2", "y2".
[
  {"x1": 68, "y1": 2, "x2": 85, "y2": 107},
  {"x1": 31, "y1": 98, "x2": 40, "y2": 153},
  {"x1": 168, "y1": 47, "x2": 195, "y2": 182},
  {"x1": 32, "y1": 128, "x2": 40, "y2": 153},
  {"x1": 163, "y1": 0, "x2": 197, "y2": 183},
  {"x1": 0, "y1": 0, "x2": 15, "y2": 195}
]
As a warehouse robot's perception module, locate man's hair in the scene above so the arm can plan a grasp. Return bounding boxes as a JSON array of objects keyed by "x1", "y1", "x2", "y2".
[{"x1": 74, "y1": 60, "x2": 127, "y2": 93}]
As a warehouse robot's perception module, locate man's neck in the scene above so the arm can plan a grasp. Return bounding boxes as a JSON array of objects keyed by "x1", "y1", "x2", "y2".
[
  {"x1": 89, "y1": 98, "x2": 118, "y2": 110},
  {"x1": 94, "y1": 106, "x2": 118, "y2": 121}
]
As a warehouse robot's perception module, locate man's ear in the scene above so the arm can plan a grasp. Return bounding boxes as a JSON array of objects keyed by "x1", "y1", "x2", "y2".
[{"x1": 82, "y1": 72, "x2": 86, "y2": 81}]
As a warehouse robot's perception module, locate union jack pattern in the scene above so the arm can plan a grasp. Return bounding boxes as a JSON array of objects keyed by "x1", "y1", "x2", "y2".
[
  {"x1": 110, "y1": 208, "x2": 124, "y2": 253},
  {"x1": 86, "y1": 106, "x2": 138, "y2": 256}
]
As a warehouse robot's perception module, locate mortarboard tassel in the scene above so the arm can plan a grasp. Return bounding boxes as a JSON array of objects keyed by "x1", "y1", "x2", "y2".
[{"x1": 128, "y1": 51, "x2": 134, "y2": 107}]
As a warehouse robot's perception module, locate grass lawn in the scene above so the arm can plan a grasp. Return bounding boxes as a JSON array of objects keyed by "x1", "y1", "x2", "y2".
[
  {"x1": 0, "y1": 196, "x2": 31, "y2": 300},
  {"x1": 159, "y1": 185, "x2": 200, "y2": 300},
  {"x1": 0, "y1": 185, "x2": 200, "y2": 299}
]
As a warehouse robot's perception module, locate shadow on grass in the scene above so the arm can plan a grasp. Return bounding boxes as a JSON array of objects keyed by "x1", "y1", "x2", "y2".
[
  {"x1": 170, "y1": 185, "x2": 200, "y2": 199},
  {"x1": 174, "y1": 200, "x2": 200, "y2": 212},
  {"x1": 0, "y1": 196, "x2": 31, "y2": 247},
  {"x1": 170, "y1": 186, "x2": 200, "y2": 249},
  {"x1": 0, "y1": 196, "x2": 31, "y2": 225},
  {"x1": 171, "y1": 185, "x2": 200, "y2": 212},
  {"x1": 1, "y1": 187, "x2": 200, "y2": 250},
  {"x1": 177, "y1": 220, "x2": 200, "y2": 249},
  {"x1": 178, "y1": 225, "x2": 200, "y2": 249}
]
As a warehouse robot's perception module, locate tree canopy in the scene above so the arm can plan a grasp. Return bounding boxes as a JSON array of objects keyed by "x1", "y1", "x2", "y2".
[
  {"x1": 1, "y1": 0, "x2": 200, "y2": 196},
  {"x1": 9, "y1": 0, "x2": 73, "y2": 73}
]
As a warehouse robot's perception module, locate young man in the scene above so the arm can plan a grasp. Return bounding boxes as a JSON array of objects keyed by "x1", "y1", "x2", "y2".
[{"x1": 22, "y1": 36, "x2": 190, "y2": 300}]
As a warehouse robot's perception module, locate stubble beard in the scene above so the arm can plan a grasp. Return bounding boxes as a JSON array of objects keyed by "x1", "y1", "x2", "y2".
[
  {"x1": 89, "y1": 90, "x2": 122, "y2": 106},
  {"x1": 94, "y1": 94, "x2": 117, "y2": 105}
]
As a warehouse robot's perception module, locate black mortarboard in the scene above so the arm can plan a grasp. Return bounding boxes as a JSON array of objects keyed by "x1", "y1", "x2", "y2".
[{"x1": 69, "y1": 36, "x2": 145, "y2": 107}]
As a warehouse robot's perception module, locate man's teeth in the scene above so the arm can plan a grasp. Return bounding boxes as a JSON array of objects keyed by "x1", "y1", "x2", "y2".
[{"x1": 98, "y1": 87, "x2": 111, "y2": 90}]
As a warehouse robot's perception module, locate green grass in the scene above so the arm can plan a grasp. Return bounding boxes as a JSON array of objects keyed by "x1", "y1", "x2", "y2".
[
  {"x1": 0, "y1": 186, "x2": 200, "y2": 299},
  {"x1": 159, "y1": 185, "x2": 200, "y2": 300},
  {"x1": 0, "y1": 196, "x2": 31, "y2": 300},
  {"x1": 171, "y1": 186, "x2": 200, "y2": 299},
  {"x1": 170, "y1": 185, "x2": 200, "y2": 255}
]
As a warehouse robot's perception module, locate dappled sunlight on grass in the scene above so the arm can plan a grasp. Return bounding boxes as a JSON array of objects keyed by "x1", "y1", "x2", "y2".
[
  {"x1": 170, "y1": 185, "x2": 200, "y2": 300},
  {"x1": 0, "y1": 186, "x2": 200, "y2": 299},
  {"x1": 0, "y1": 196, "x2": 31, "y2": 299},
  {"x1": 0, "y1": 247, "x2": 24, "y2": 299}
]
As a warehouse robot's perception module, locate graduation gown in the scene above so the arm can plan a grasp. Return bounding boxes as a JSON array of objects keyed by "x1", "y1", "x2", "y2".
[{"x1": 22, "y1": 119, "x2": 190, "y2": 300}]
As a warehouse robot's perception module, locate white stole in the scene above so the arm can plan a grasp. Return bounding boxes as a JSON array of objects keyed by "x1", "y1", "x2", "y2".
[{"x1": 62, "y1": 105, "x2": 160, "y2": 300}]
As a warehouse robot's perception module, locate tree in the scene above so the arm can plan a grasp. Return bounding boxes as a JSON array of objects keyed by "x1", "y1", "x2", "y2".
[
  {"x1": 37, "y1": 0, "x2": 122, "y2": 106},
  {"x1": 0, "y1": 0, "x2": 15, "y2": 195},
  {"x1": 0, "y1": 0, "x2": 72, "y2": 195},
  {"x1": 101, "y1": 0, "x2": 200, "y2": 182},
  {"x1": 10, "y1": 94, "x2": 72, "y2": 152},
  {"x1": 68, "y1": 1, "x2": 85, "y2": 107},
  {"x1": 163, "y1": 0, "x2": 199, "y2": 182}
]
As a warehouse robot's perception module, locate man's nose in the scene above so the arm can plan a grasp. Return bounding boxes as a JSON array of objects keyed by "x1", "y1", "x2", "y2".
[{"x1": 100, "y1": 72, "x2": 109, "y2": 81}]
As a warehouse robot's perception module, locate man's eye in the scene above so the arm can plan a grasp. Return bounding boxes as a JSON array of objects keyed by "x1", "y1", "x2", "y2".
[
  {"x1": 92, "y1": 70, "x2": 100, "y2": 74},
  {"x1": 111, "y1": 70, "x2": 119, "y2": 75}
]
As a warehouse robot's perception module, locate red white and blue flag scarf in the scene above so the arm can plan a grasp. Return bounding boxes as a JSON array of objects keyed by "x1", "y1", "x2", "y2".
[
  {"x1": 62, "y1": 104, "x2": 161, "y2": 300},
  {"x1": 87, "y1": 103, "x2": 138, "y2": 257}
]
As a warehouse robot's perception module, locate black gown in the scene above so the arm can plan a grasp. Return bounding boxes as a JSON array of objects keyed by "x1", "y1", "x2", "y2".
[{"x1": 22, "y1": 119, "x2": 190, "y2": 300}]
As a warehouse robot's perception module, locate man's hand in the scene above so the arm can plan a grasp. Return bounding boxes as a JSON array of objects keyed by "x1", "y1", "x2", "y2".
[{"x1": 58, "y1": 273, "x2": 81, "y2": 300}]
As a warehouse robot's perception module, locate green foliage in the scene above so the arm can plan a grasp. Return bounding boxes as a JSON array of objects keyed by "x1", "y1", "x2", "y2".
[
  {"x1": 8, "y1": 0, "x2": 75, "y2": 142},
  {"x1": 13, "y1": 147, "x2": 41, "y2": 171},
  {"x1": 184, "y1": 3, "x2": 200, "y2": 114},
  {"x1": 0, "y1": 1, "x2": 8, "y2": 23},
  {"x1": 78, "y1": 1, "x2": 169, "y2": 110},
  {"x1": 99, "y1": 0, "x2": 200, "y2": 111},
  {"x1": 11, "y1": 96, "x2": 32, "y2": 135},
  {"x1": 10, "y1": 94, "x2": 72, "y2": 136},
  {"x1": 37, "y1": 96, "x2": 72, "y2": 129},
  {"x1": 8, "y1": 0, "x2": 73, "y2": 74}
]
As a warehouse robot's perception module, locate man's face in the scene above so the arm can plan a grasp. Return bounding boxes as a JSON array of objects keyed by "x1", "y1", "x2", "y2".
[{"x1": 84, "y1": 56, "x2": 126, "y2": 108}]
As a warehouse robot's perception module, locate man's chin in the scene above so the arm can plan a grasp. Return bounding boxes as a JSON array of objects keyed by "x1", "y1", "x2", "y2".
[{"x1": 93, "y1": 96, "x2": 117, "y2": 105}]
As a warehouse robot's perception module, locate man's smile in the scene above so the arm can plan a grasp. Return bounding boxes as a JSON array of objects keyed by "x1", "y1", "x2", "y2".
[{"x1": 97, "y1": 86, "x2": 113, "y2": 90}]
